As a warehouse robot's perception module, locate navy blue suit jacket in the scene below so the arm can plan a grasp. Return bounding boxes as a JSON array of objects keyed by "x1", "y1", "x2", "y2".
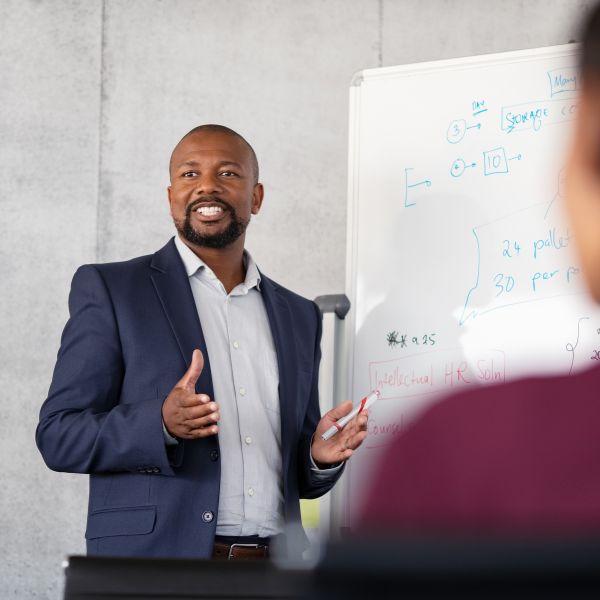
[{"x1": 36, "y1": 239, "x2": 340, "y2": 557}]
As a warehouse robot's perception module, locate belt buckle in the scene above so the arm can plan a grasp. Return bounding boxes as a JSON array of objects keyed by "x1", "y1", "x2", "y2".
[{"x1": 228, "y1": 542, "x2": 261, "y2": 560}]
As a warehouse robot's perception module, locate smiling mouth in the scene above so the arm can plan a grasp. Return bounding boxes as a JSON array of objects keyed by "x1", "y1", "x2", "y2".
[
  {"x1": 195, "y1": 205, "x2": 223, "y2": 216},
  {"x1": 188, "y1": 198, "x2": 231, "y2": 223},
  {"x1": 179, "y1": 197, "x2": 247, "y2": 248}
]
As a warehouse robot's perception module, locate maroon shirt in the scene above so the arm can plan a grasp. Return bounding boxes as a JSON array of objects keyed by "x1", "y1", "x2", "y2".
[{"x1": 358, "y1": 365, "x2": 600, "y2": 536}]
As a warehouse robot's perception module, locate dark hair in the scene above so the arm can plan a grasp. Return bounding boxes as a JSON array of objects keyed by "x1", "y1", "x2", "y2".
[
  {"x1": 581, "y1": 3, "x2": 600, "y2": 74},
  {"x1": 170, "y1": 124, "x2": 259, "y2": 183}
]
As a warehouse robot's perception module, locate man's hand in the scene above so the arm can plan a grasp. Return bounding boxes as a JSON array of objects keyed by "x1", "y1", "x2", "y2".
[
  {"x1": 311, "y1": 401, "x2": 368, "y2": 466},
  {"x1": 161, "y1": 349, "x2": 220, "y2": 440}
]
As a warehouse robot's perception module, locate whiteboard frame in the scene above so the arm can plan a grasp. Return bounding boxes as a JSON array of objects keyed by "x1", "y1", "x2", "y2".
[{"x1": 341, "y1": 43, "x2": 580, "y2": 531}]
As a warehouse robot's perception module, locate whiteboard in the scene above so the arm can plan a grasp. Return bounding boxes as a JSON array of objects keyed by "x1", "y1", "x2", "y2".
[{"x1": 343, "y1": 44, "x2": 600, "y2": 523}]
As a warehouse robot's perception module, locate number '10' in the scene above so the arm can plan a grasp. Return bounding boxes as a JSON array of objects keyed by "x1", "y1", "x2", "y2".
[{"x1": 486, "y1": 154, "x2": 502, "y2": 169}]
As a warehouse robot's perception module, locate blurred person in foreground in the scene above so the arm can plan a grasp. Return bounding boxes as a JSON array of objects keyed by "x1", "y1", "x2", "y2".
[{"x1": 358, "y1": 6, "x2": 600, "y2": 536}]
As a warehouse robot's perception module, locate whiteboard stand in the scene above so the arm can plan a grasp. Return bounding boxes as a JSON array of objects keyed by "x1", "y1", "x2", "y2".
[{"x1": 314, "y1": 294, "x2": 351, "y2": 540}]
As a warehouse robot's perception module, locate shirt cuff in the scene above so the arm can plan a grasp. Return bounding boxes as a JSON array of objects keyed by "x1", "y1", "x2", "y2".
[{"x1": 162, "y1": 421, "x2": 179, "y2": 446}]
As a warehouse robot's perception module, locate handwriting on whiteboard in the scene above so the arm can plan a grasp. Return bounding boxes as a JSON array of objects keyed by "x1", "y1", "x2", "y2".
[
  {"x1": 548, "y1": 67, "x2": 579, "y2": 96},
  {"x1": 406, "y1": 70, "x2": 579, "y2": 209},
  {"x1": 459, "y1": 200, "x2": 582, "y2": 325},
  {"x1": 386, "y1": 331, "x2": 437, "y2": 349},
  {"x1": 369, "y1": 348, "x2": 506, "y2": 400}
]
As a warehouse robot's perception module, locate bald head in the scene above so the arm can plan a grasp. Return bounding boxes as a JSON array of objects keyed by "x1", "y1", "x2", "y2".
[{"x1": 169, "y1": 124, "x2": 259, "y2": 184}]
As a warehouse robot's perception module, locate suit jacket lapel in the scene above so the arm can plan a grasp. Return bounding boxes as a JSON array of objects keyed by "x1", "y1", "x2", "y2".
[
  {"x1": 260, "y1": 275, "x2": 298, "y2": 476},
  {"x1": 149, "y1": 238, "x2": 215, "y2": 399}
]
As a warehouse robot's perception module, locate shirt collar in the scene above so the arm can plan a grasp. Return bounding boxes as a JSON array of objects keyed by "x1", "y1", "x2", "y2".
[{"x1": 173, "y1": 235, "x2": 262, "y2": 291}]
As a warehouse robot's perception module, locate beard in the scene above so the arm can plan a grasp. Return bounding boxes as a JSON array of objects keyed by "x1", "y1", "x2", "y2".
[{"x1": 175, "y1": 196, "x2": 250, "y2": 249}]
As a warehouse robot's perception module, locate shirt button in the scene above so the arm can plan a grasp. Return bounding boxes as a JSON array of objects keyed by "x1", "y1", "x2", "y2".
[
  {"x1": 248, "y1": 488, "x2": 254, "y2": 497},
  {"x1": 202, "y1": 511, "x2": 214, "y2": 523},
  {"x1": 244, "y1": 436, "x2": 252, "y2": 445},
  {"x1": 239, "y1": 387, "x2": 246, "y2": 396},
  {"x1": 232, "y1": 341, "x2": 239, "y2": 349},
  {"x1": 209, "y1": 450, "x2": 219, "y2": 461}
]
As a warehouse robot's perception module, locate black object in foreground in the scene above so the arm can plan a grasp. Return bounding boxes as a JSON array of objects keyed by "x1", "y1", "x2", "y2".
[
  {"x1": 314, "y1": 536, "x2": 600, "y2": 599},
  {"x1": 63, "y1": 555, "x2": 311, "y2": 600}
]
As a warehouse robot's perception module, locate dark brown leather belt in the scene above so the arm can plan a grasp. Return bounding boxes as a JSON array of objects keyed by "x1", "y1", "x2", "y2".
[{"x1": 212, "y1": 541, "x2": 270, "y2": 560}]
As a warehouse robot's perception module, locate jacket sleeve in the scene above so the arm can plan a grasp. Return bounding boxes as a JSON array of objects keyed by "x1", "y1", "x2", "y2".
[
  {"x1": 297, "y1": 301, "x2": 345, "y2": 499},
  {"x1": 35, "y1": 265, "x2": 180, "y2": 476}
]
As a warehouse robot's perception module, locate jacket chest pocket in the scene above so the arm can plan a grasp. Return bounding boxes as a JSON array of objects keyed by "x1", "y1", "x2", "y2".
[{"x1": 85, "y1": 505, "x2": 157, "y2": 540}]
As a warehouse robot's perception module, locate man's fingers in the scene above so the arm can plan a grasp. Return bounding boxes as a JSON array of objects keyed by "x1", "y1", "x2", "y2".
[
  {"x1": 356, "y1": 410, "x2": 368, "y2": 428},
  {"x1": 162, "y1": 360, "x2": 212, "y2": 438},
  {"x1": 341, "y1": 414, "x2": 368, "y2": 445},
  {"x1": 326, "y1": 400, "x2": 353, "y2": 421},
  {"x1": 178, "y1": 349, "x2": 205, "y2": 391},
  {"x1": 183, "y1": 411, "x2": 220, "y2": 430},
  {"x1": 323, "y1": 403, "x2": 368, "y2": 436},
  {"x1": 182, "y1": 402, "x2": 219, "y2": 421},
  {"x1": 311, "y1": 402, "x2": 370, "y2": 465},
  {"x1": 177, "y1": 394, "x2": 213, "y2": 408},
  {"x1": 168, "y1": 401, "x2": 219, "y2": 438},
  {"x1": 179, "y1": 424, "x2": 219, "y2": 439},
  {"x1": 344, "y1": 429, "x2": 368, "y2": 451}
]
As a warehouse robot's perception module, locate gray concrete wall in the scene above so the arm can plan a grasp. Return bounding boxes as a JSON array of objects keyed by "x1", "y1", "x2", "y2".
[{"x1": 0, "y1": 0, "x2": 593, "y2": 597}]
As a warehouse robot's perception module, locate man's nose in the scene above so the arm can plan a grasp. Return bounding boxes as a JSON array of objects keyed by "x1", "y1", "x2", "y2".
[{"x1": 195, "y1": 172, "x2": 223, "y2": 195}]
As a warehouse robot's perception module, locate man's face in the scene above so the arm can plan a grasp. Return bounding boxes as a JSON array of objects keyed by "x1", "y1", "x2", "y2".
[{"x1": 168, "y1": 131, "x2": 263, "y2": 249}]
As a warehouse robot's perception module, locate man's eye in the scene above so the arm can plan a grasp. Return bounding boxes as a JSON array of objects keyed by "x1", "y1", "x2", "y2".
[
  {"x1": 220, "y1": 171, "x2": 238, "y2": 177},
  {"x1": 182, "y1": 171, "x2": 197, "y2": 177}
]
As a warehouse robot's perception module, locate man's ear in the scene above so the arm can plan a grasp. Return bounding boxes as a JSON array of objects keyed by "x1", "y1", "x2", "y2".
[
  {"x1": 251, "y1": 183, "x2": 264, "y2": 215},
  {"x1": 167, "y1": 186, "x2": 173, "y2": 213}
]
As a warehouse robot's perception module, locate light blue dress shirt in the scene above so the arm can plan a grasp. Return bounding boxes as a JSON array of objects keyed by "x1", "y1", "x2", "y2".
[{"x1": 168, "y1": 236, "x2": 340, "y2": 537}]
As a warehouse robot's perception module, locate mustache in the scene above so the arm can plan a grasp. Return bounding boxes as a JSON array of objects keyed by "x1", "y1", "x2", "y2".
[{"x1": 186, "y1": 196, "x2": 233, "y2": 217}]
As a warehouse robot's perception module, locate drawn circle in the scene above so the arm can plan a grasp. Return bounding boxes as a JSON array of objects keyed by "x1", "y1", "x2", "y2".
[
  {"x1": 446, "y1": 119, "x2": 466, "y2": 144},
  {"x1": 450, "y1": 158, "x2": 466, "y2": 177}
]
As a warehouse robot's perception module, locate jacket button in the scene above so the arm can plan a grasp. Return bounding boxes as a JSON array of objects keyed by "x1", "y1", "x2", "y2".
[
  {"x1": 209, "y1": 450, "x2": 219, "y2": 462},
  {"x1": 202, "y1": 511, "x2": 214, "y2": 523},
  {"x1": 152, "y1": 467, "x2": 160, "y2": 473}
]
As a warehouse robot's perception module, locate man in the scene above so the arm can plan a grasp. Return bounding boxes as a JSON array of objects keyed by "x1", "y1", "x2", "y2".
[
  {"x1": 358, "y1": 5, "x2": 600, "y2": 536},
  {"x1": 36, "y1": 125, "x2": 367, "y2": 559}
]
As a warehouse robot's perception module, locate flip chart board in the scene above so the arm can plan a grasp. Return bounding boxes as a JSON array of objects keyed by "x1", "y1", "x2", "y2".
[{"x1": 343, "y1": 44, "x2": 600, "y2": 521}]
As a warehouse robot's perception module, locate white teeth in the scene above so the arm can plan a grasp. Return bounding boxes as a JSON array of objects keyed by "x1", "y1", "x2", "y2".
[{"x1": 196, "y1": 206, "x2": 223, "y2": 216}]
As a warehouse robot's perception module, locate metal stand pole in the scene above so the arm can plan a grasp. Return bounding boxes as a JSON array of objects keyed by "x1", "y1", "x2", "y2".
[{"x1": 313, "y1": 294, "x2": 351, "y2": 540}]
